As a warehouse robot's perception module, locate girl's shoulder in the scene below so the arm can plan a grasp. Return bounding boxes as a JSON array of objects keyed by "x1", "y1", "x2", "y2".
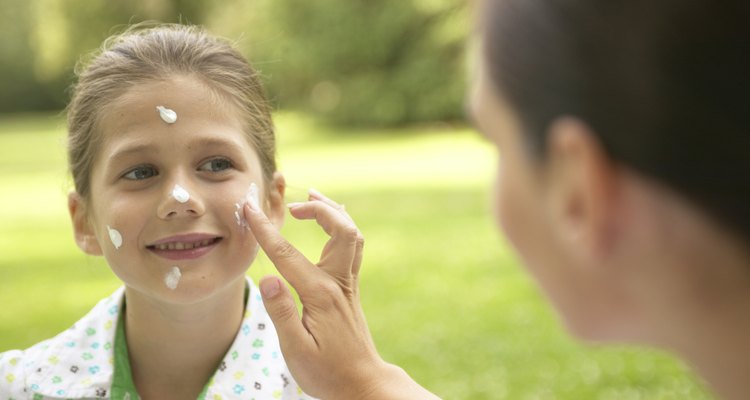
[{"x1": 0, "y1": 287, "x2": 126, "y2": 399}]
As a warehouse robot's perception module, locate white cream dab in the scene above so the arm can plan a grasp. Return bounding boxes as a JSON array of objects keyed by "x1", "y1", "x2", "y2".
[
  {"x1": 106, "y1": 225, "x2": 123, "y2": 249},
  {"x1": 165, "y1": 266, "x2": 182, "y2": 290},
  {"x1": 234, "y1": 182, "x2": 259, "y2": 228},
  {"x1": 172, "y1": 184, "x2": 190, "y2": 203},
  {"x1": 156, "y1": 105, "x2": 177, "y2": 124}
]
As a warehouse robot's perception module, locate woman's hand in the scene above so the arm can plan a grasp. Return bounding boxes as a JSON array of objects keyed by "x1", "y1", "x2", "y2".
[{"x1": 243, "y1": 189, "x2": 439, "y2": 400}]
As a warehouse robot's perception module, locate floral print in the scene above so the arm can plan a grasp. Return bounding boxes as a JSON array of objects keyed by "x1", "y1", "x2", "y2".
[{"x1": 0, "y1": 278, "x2": 314, "y2": 400}]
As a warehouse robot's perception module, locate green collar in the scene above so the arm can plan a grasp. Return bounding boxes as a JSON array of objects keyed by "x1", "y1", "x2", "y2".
[{"x1": 111, "y1": 303, "x2": 210, "y2": 400}]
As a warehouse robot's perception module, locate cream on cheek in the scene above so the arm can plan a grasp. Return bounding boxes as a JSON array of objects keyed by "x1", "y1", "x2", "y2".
[
  {"x1": 234, "y1": 182, "x2": 260, "y2": 229},
  {"x1": 106, "y1": 225, "x2": 123, "y2": 249}
]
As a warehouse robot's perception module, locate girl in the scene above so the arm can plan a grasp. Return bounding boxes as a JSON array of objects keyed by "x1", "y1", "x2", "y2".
[
  {"x1": 0, "y1": 24, "x2": 314, "y2": 400},
  {"x1": 236, "y1": 0, "x2": 750, "y2": 399}
]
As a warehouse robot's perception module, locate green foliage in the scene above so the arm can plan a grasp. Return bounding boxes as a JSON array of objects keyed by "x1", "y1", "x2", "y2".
[
  {"x1": 0, "y1": 0, "x2": 217, "y2": 113},
  {"x1": 0, "y1": 0, "x2": 469, "y2": 126},
  {"x1": 215, "y1": 0, "x2": 469, "y2": 126},
  {"x1": 0, "y1": 113, "x2": 712, "y2": 399}
]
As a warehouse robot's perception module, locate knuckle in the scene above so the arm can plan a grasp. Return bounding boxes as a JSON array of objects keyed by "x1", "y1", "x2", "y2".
[
  {"x1": 340, "y1": 224, "x2": 359, "y2": 241},
  {"x1": 272, "y1": 240, "x2": 298, "y2": 261},
  {"x1": 274, "y1": 301, "x2": 299, "y2": 322},
  {"x1": 355, "y1": 233, "x2": 365, "y2": 249},
  {"x1": 314, "y1": 280, "x2": 342, "y2": 298}
]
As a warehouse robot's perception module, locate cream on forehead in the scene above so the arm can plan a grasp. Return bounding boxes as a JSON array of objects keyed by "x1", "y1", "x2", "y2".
[
  {"x1": 165, "y1": 266, "x2": 182, "y2": 290},
  {"x1": 106, "y1": 225, "x2": 122, "y2": 249},
  {"x1": 234, "y1": 182, "x2": 260, "y2": 229},
  {"x1": 156, "y1": 105, "x2": 177, "y2": 124},
  {"x1": 172, "y1": 184, "x2": 190, "y2": 203}
]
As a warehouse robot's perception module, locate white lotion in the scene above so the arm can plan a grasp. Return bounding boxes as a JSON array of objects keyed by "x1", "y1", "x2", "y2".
[
  {"x1": 165, "y1": 266, "x2": 182, "y2": 290},
  {"x1": 172, "y1": 184, "x2": 190, "y2": 203},
  {"x1": 156, "y1": 106, "x2": 177, "y2": 124},
  {"x1": 107, "y1": 225, "x2": 123, "y2": 249},
  {"x1": 234, "y1": 182, "x2": 260, "y2": 228}
]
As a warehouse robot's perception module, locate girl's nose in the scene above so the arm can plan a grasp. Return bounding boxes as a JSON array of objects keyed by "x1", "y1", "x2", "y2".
[{"x1": 157, "y1": 183, "x2": 206, "y2": 219}]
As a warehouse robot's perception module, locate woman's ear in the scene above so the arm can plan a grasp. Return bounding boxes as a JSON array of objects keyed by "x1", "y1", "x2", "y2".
[
  {"x1": 545, "y1": 117, "x2": 622, "y2": 262},
  {"x1": 266, "y1": 172, "x2": 286, "y2": 229},
  {"x1": 68, "y1": 191, "x2": 103, "y2": 256}
]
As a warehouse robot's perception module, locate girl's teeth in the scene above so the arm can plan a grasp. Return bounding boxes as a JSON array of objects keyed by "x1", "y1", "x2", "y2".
[{"x1": 154, "y1": 239, "x2": 214, "y2": 251}]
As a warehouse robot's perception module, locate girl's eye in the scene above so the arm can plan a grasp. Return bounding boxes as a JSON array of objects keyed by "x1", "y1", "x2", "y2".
[
  {"x1": 199, "y1": 158, "x2": 233, "y2": 173},
  {"x1": 123, "y1": 166, "x2": 158, "y2": 180}
]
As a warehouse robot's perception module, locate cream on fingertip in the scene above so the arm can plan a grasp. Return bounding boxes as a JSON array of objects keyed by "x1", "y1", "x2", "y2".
[
  {"x1": 247, "y1": 184, "x2": 260, "y2": 211},
  {"x1": 234, "y1": 182, "x2": 260, "y2": 227},
  {"x1": 286, "y1": 202, "x2": 305, "y2": 209}
]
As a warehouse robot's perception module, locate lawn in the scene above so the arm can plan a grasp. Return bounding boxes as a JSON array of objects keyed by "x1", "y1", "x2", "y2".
[{"x1": 0, "y1": 112, "x2": 711, "y2": 399}]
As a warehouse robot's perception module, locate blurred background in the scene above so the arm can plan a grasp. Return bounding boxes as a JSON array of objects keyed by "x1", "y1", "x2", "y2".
[{"x1": 0, "y1": 0, "x2": 711, "y2": 398}]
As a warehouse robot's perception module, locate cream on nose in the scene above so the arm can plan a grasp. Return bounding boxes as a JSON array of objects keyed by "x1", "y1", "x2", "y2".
[{"x1": 172, "y1": 184, "x2": 190, "y2": 203}]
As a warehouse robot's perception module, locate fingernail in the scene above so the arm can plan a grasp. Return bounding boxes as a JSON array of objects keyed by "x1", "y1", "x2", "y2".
[
  {"x1": 248, "y1": 195, "x2": 260, "y2": 212},
  {"x1": 308, "y1": 187, "x2": 323, "y2": 198},
  {"x1": 261, "y1": 278, "x2": 281, "y2": 298},
  {"x1": 287, "y1": 202, "x2": 304, "y2": 209}
]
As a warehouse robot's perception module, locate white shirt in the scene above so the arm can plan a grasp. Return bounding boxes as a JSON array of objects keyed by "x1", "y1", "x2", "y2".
[{"x1": 0, "y1": 278, "x2": 315, "y2": 400}]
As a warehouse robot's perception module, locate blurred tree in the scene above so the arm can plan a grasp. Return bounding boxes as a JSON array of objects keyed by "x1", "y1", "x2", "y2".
[
  {"x1": 1, "y1": 0, "x2": 469, "y2": 126},
  {"x1": 211, "y1": 0, "x2": 470, "y2": 126},
  {"x1": 0, "y1": 0, "x2": 215, "y2": 114}
]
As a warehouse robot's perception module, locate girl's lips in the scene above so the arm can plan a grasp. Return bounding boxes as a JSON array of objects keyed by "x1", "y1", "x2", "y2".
[{"x1": 147, "y1": 234, "x2": 222, "y2": 261}]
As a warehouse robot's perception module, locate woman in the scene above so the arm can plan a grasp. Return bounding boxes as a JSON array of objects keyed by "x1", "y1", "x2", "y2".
[{"x1": 244, "y1": 0, "x2": 750, "y2": 398}]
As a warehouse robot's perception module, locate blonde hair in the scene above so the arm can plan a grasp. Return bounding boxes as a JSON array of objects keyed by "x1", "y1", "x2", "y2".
[{"x1": 67, "y1": 23, "x2": 276, "y2": 198}]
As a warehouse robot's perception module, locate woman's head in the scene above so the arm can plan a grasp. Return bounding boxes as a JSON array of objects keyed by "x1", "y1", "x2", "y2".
[
  {"x1": 68, "y1": 23, "x2": 277, "y2": 200},
  {"x1": 470, "y1": 0, "x2": 750, "y2": 341},
  {"x1": 479, "y1": 0, "x2": 750, "y2": 243},
  {"x1": 484, "y1": 0, "x2": 750, "y2": 238}
]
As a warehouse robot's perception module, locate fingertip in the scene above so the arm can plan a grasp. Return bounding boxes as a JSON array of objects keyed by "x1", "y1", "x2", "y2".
[
  {"x1": 260, "y1": 275, "x2": 282, "y2": 299},
  {"x1": 308, "y1": 187, "x2": 323, "y2": 200}
]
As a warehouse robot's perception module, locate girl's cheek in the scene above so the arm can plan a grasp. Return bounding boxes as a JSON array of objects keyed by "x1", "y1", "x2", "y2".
[{"x1": 97, "y1": 197, "x2": 145, "y2": 254}]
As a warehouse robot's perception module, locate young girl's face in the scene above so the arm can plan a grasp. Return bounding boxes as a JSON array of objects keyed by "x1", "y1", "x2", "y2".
[{"x1": 71, "y1": 75, "x2": 282, "y2": 304}]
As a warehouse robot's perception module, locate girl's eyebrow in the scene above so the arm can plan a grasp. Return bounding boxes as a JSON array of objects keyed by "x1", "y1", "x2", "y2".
[
  {"x1": 107, "y1": 143, "x2": 158, "y2": 164},
  {"x1": 192, "y1": 136, "x2": 246, "y2": 150},
  {"x1": 108, "y1": 136, "x2": 246, "y2": 163}
]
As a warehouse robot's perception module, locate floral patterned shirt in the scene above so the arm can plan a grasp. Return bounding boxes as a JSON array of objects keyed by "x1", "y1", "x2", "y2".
[{"x1": 0, "y1": 278, "x2": 314, "y2": 400}]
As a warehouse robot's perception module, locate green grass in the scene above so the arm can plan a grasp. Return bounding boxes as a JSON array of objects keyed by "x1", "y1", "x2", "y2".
[{"x1": 0, "y1": 112, "x2": 712, "y2": 399}]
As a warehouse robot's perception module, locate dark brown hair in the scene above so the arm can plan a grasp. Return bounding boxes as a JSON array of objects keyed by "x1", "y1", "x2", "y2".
[{"x1": 483, "y1": 0, "x2": 750, "y2": 240}]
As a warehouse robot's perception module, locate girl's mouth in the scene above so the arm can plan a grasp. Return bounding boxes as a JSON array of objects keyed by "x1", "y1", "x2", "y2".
[{"x1": 147, "y1": 235, "x2": 222, "y2": 261}]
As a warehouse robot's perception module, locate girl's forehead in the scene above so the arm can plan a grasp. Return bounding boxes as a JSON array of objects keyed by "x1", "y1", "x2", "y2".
[
  {"x1": 99, "y1": 77, "x2": 245, "y2": 136},
  {"x1": 94, "y1": 76, "x2": 252, "y2": 157}
]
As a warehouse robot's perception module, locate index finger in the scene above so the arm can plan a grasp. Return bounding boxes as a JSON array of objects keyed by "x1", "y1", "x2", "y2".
[{"x1": 243, "y1": 202, "x2": 316, "y2": 290}]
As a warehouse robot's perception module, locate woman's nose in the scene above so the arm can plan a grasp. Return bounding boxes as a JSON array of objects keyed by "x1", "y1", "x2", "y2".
[{"x1": 157, "y1": 183, "x2": 206, "y2": 219}]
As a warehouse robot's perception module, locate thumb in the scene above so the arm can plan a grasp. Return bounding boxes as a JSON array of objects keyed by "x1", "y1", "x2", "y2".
[{"x1": 259, "y1": 276, "x2": 311, "y2": 350}]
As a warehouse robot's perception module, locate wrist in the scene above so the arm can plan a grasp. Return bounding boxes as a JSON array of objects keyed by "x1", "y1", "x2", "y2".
[{"x1": 354, "y1": 361, "x2": 440, "y2": 400}]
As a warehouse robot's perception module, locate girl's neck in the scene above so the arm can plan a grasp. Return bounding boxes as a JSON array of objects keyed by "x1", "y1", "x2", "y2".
[{"x1": 123, "y1": 277, "x2": 247, "y2": 400}]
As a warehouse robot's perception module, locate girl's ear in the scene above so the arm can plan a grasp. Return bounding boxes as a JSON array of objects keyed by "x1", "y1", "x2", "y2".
[
  {"x1": 266, "y1": 172, "x2": 286, "y2": 229},
  {"x1": 68, "y1": 191, "x2": 103, "y2": 256}
]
